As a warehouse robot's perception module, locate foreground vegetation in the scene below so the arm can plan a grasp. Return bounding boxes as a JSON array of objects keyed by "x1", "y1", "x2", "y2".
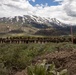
[
  {"x1": 0, "y1": 42, "x2": 76, "y2": 75},
  {"x1": 27, "y1": 60, "x2": 67, "y2": 75}
]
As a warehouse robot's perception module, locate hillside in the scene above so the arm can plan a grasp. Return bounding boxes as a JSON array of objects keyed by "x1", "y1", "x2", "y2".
[
  {"x1": 0, "y1": 43, "x2": 76, "y2": 75},
  {"x1": 0, "y1": 15, "x2": 76, "y2": 36}
]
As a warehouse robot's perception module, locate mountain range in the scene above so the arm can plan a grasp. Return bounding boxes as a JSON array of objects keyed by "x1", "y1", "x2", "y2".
[{"x1": 0, "y1": 15, "x2": 76, "y2": 36}]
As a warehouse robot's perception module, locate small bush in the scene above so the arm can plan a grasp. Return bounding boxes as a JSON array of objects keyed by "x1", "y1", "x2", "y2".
[
  {"x1": 0, "y1": 63, "x2": 8, "y2": 75},
  {"x1": 27, "y1": 60, "x2": 68, "y2": 75}
]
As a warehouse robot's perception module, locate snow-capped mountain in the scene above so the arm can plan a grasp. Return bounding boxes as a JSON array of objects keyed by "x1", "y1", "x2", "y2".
[
  {"x1": 0, "y1": 15, "x2": 67, "y2": 28},
  {"x1": 0, "y1": 15, "x2": 75, "y2": 36}
]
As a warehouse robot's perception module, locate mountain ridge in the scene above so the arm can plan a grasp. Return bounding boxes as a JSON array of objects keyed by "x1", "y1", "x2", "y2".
[
  {"x1": 0, "y1": 15, "x2": 68, "y2": 27},
  {"x1": 0, "y1": 15, "x2": 75, "y2": 36}
]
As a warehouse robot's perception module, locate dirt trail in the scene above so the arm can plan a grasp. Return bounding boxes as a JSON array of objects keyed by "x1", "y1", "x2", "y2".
[{"x1": 15, "y1": 49, "x2": 76, "y2": 75}]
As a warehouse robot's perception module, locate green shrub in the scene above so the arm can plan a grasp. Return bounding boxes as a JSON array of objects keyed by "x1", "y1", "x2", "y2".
[
  {"x1": 0, "y1": 63, "x2": 8, "y2": 75},
  {"x1": 27, "y1": 60, "x2": 68, "y2": 75},
  {"x1": 0, "y1": 42, "x2": 75, "y2": 74}
]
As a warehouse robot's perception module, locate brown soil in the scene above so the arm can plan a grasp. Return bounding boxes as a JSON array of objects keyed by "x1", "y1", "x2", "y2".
[
  {"x1": 32, "y1": 49, "x2": 76, "y2": 75},
  {"x1": 15, "y1": 49, "x2": 76, "y2": 75}
]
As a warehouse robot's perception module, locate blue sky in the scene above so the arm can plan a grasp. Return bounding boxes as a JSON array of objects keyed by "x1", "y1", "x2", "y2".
[{"x1": 29, "y1": 0, "x2": 60, "y2": 6}]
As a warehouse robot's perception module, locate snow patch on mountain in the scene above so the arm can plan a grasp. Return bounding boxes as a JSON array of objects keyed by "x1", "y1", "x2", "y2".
[{"x1": 0, "y1": 15, "x2": 68, "y2": 27}]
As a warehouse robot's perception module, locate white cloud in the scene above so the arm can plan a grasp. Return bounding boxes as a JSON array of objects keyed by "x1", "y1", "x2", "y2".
[
  {"x1": 0, "y1": 0, "x2": 76, "y2": 24},
  {"x1": 54, "y1": 0, "x2": 63, "y2": 1},
  {"x1": 0, "y1": 0, "x2": 34, "y2": 16},
  {"x1": 32, "y1": 0, "x2": 35, "y2": 2}
]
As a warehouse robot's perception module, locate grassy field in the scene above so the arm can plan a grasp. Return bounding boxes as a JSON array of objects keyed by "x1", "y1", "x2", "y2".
[{"x1": 0, "y1": 42, "x2": 76, "y2": 75}]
